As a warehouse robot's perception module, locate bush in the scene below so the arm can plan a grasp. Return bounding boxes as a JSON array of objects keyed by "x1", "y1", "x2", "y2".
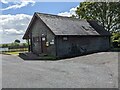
[
  {"x1": 111, "y1": 32, "x2": 120, "y2": 48},
  {"x1": 112, "y1": 41, "x2": 119, "y2": 48},
  {"x1": 14, "y1": 39, "x2": 20, "y2": 43},
  {"x1": 2, "y1": 44, "x2": 8, "y2": 48}
]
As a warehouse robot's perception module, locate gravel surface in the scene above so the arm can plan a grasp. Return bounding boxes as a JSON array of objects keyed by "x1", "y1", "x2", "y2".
[{"x1": 2, "y1": 52, "x2": 118, "y2": 88}]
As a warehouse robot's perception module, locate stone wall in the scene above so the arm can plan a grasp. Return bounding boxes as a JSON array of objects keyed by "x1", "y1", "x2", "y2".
[
  {"x1": 56, "y1": 36, "x2": 110, "y2": 58},
  {"x1": 31, "y1": 17, "x2": 56, "y2": 56}
]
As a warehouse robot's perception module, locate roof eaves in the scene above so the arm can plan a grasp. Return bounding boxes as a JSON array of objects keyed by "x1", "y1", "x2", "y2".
[{"x1": 23, "y1": 13, "x2": 38, "y2": 39}]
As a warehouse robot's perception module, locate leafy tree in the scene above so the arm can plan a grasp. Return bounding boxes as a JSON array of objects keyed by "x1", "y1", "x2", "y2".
[
  {"x1": 111, "y1": 32, "x2": 120, "y2": 47},
  {"x1": 2, "y1": 44, "x2": 8, "y2": 48},
  {"x1": 112, "y1": 32, "x2": 120, "y2": 41},
  {"x1": 23, "y1": 43, "x2": 28, "y2": 47},
  {"x1": 75, "y1": 2, "x2": 120, "y2": 32},
  {"x1": 14, "y1": 39, "x2": 20, "y2": 43},
  {"x1": 10, "y1": 42, "x2": 19, "y2": 48}
]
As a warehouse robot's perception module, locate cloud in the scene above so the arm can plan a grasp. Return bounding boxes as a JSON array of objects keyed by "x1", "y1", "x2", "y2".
[
  {"x1": 58, "y1": 5, "x2": 79, "y2": 17},
  {"x1": 1, "y1": 0, "x2": 35, "y2": 11},
  {"x1": 1, "y1": 0, "x2": 9, "y2": 4},
  {"x1": 4, "y1": 29, "x2": 24, "y2": 35},
  {"x1": 0, "y1": 14, "x2": 32, "y2": 43},
  {"x1": 0, "y1": 14, "x2": 32, "y2": 35}
]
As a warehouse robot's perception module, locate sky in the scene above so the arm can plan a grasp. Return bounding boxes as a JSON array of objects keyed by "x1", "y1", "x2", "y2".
[{"x1": 0, "y1": 0, "x2": 82, "y2": 44}]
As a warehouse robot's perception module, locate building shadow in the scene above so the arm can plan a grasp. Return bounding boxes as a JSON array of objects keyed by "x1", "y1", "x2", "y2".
[{"x1": 19, "y1": 48, "x2": 120, "y2": 61}]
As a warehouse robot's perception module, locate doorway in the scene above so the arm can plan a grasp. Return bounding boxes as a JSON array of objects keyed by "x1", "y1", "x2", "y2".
[{"x1": 41, "y1": 36, "x2": 47, "y2": 53}]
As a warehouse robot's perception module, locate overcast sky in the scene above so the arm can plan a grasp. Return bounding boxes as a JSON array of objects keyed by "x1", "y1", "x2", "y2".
[{"x1": 0, "y1": 0, "x2": 82, "y2": 44}]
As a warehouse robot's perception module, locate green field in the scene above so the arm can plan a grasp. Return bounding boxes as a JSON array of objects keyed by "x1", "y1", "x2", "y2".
[{"x1": 2, "y1": 51, "x2": 28, "y2": 55}]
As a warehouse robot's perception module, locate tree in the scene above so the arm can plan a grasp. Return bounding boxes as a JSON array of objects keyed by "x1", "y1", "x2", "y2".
[
  {"x1": 14, "y1": 39, "x2": 20, "y2": 43},
  {"x1": 111, "y1": 32, "x2": 120, "y2": 47},
  {"x1": 75, "y1": 2, "x2": 120, "y2": 32},
  {"x1": 23, "y1": 43, "x2": 28, "y2": 47},
  {"x1": 10, "y1": 42, "x2": 19, "y2": 48},
  {"x1": 2, "y1": 44, "x2": 8, "y2": 48}
]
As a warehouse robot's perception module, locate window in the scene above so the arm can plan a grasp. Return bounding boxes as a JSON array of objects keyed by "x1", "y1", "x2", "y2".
[
  {"x1": 42, "y1": 37, "x2": 46, "y2": 41},
  {"x1": 63, "y1": 37, "x2": 68, "y2": 40}
]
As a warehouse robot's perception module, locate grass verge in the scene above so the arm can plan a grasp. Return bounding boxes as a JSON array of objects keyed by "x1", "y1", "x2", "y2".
[{"x1": 1, "y1": 51, "x2": 27, "y2": 55}]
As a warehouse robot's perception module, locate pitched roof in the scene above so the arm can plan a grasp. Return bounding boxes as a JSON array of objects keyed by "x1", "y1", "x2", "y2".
[{"x1": 23, "y1": 12, "x2": 111, "y2": 39}]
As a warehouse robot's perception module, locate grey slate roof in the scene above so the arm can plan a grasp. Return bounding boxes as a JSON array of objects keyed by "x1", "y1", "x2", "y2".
[{"x1": 23, "y1": 12, "x2": 111, "y2": 39}]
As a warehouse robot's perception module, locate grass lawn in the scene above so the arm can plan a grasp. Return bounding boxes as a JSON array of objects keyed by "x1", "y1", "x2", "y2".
[{"x1": 2, "y1": 51, "x2": 28, "y2": 55}]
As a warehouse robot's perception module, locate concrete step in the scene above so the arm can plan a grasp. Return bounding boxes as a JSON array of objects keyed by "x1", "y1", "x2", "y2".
[
  {"x1": 19, "y1": 52, "x2": 38, "y2": 60},
  {"x1": 19, "y1": 52, "x2": 56, "y2": 60}
]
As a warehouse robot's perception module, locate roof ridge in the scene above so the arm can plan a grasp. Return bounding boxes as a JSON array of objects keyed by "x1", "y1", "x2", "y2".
[{"x1": 35, "y1": 12, "x2": 87, "y2": 21}]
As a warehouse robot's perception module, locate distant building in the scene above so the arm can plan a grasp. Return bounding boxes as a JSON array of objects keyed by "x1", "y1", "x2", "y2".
[{"x1": 23, "y1": 12, "x2": 111, "y2": 58}]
